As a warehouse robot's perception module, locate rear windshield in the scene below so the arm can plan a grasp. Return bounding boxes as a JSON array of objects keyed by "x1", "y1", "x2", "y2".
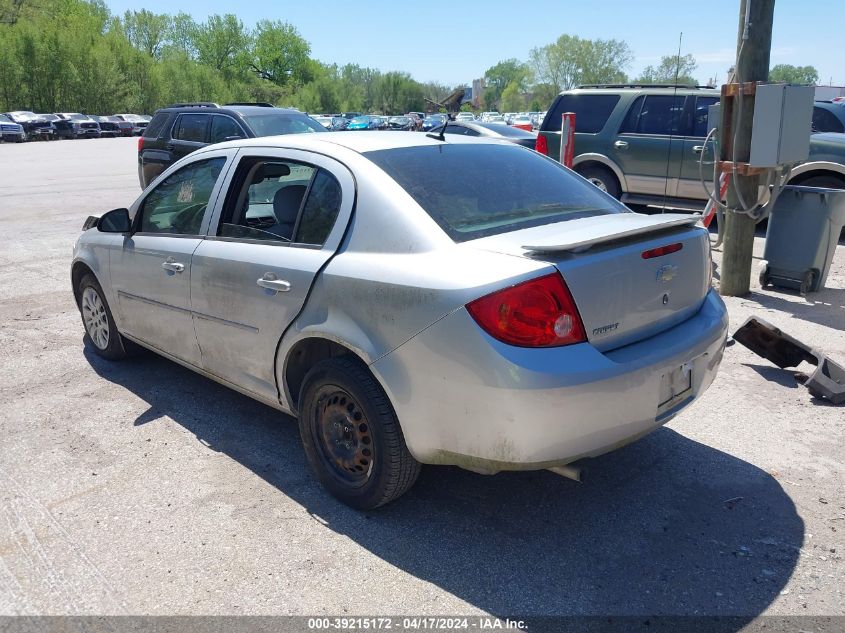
[
  {"x1": 244, "y1": 114, "x2": 326, "y2": 136},
  {"x1": 544, "y1": 94, "x2": 620, "y2": 133},
  {"x1": 365, "y1": 143, "x2": 624, "y2": 242}
]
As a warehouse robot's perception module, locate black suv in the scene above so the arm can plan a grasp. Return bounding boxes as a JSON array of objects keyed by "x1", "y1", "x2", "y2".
[{"x1": 138, "y1": 102, "x2": 326, "y2": 188}]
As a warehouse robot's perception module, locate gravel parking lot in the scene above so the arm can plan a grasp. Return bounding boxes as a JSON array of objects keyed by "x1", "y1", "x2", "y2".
[{"x1": 0, "y1": 138, "x2": 843, "y2": 620}]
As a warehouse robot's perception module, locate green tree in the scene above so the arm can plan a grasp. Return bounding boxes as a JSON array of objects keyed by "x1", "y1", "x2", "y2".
[
  {"x1": 769, "y1": 64, "x2": 819, "y2": 85},
  {"x1": 194, "y1": 14, "x2": 250, "y2": 75},
  {"x1": 635, "y1": 53, "x2": 698, "y2": 85},
  {"x1": 484, "y1": 58, "x2": 531, "y2": 108},
  {"x1": 499, "y1": 82, "x2": 524, "y2": 112},
  {"x1": 250, "y1": 20, "x2": 311, "y2": 86},
  {"x1": 530, "y1": 34, "x2": 632, "y2": 92},
  {"x1": 121, "y1": 9, "x2": 171, "y2": 59}
]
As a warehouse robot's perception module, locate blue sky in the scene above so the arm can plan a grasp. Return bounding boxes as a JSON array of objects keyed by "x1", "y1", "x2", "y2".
[{"x1": 106, "y1": 0, "x2": 840, "y2": 88}]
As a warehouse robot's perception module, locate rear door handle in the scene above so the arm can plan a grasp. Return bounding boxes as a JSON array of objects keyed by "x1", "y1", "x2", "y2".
[
  {"x1": 692, "y1": 145, "x2": 706, "y2": 153},
  {"x1": 165, "y1": 144, "x2": 175, "y2": 151},
  {"x1": 257, "y1": 273, "x2": 291, "y2": 293},
  {"x1": 161, "y1": 257, "x2": 184, "y2": 273},
  {"x1": 614, "y1": 140, "x2": 629, "y2": 149}
]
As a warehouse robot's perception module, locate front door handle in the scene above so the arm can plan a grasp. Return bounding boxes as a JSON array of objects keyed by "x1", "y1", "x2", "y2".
[
  {"x1": 161, "y1": 257, "x2": 184, "y2": 273},
  {"x1": 257, "y1": 273, "x2": 291, "y2": 293},
  {"x1": 614, "y1": 140, "x2": 629, "y2": 149},
  {"x1": 692, "y1": 145, "x2": 706, "y2": 153}
]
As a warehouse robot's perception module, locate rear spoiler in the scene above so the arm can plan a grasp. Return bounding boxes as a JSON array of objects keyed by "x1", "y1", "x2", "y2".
[{"x1": 522, "y1": 213, "x2": 700, "y2": 253}]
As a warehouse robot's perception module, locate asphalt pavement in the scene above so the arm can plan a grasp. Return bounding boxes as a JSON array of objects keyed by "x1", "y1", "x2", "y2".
[{"x1": 0, "y1": 138, "x2": 842, "y2": 621}]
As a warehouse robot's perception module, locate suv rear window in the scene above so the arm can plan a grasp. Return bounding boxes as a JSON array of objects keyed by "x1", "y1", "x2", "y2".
[
  {"x1": 812, "y1": 106, "x2": 845, "y2": 134},
  {"x1": 144, "y1": 112, "x2": 170, "y2": 139},
  {"x1": 544, "y1": 94, "x2": 620, "y2": 133},
  {"x1": 365, "y1": 144, "x2": 623, "y2": 242}
]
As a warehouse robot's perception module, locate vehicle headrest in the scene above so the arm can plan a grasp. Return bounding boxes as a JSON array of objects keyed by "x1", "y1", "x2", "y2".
[{"x1": 272, "y1": 185, "x2": 307, "y2": 224}]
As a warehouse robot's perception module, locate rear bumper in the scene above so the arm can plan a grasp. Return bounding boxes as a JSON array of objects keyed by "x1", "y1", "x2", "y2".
[{"x1": 372, "y1": 290, "x2": 728, "y2": 471}]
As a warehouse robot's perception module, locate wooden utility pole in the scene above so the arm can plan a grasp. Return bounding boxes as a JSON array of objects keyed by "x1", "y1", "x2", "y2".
[{"x1": 719, "y1": 0, "x2": 776, "y2": 296}]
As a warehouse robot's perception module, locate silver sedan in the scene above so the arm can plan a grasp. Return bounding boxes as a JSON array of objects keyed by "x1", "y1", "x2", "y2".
[{"x1": 72, "y1": 132, "x2": 728, "y2": 509}]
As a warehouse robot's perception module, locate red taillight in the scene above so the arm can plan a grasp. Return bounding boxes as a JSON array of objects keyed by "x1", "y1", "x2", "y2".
[
  {"x1": 641, "y1": 243, "x2": 683, "y2": 259},
  {"x1": 535, "y1": 134, "x2": 548, "y2": 155},
  {"x1": 466, "y1": 273, "x2": 586, "y2": 347},
  {"x1": 137, "y1": 136, "x2": 144, "y2": 152}
]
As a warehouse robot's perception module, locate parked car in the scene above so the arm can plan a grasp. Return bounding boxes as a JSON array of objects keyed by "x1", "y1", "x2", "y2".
[
  {"x1": 429, "y1": 120, "x2": 537, "y2": 148},
  {"x1": 37, "y1": 114, "x2": 74, "y2": 139},
  {"x1": 486, "y1": 115, "x2": 506, "y2": 124},
  {"x1": 511, "y1": 115, "x2": 534, "y2": 131},
  {"x1": 0, "y1": 113, "x2": 26, "y2": 142},
  {"x1": 137, "y1": 102, "x2": 326, "y2": 188},
  {"x1": 312, "y1": 115, "x2": 334, "y2": 129},
  {"x1": 114, "y1": 113, "x2": 149, "y2": 136},
  {"x1": 387, "y1": 116, "x2": 414, "y2": 130},
  {"x1": 92, "y1": 115, "x2": 123, "y2": 137},
  {"x1": 3, "y1": 111, "x2": 55, "y2": 140},
  {"x1": 55, "y1": 113, "x2": 101, "y2": 139},
  {"x1": 72, "y1": 131, "x2": 727, "y2": 509},
  {"x1": 455, "y1": 112, "x2": 476, "y2": 122},
  {"x1": 330, "y1": 116, "x2": 349, "y2": 131},
  {"x1": 812, "y1": 101, "x2": 845, "y2": 134},
  {"x1": 347, "y1": 115, "x2": 381, "y2": 130},
  {"x1": 536, "y1": 84, "x2": 845, "y2": 210},
  {"x1": 421, "y1": 113, "x2": 447, "y2": 131}
]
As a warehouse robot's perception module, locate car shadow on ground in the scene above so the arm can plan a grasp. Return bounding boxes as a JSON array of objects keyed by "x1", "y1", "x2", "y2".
[{"x1": 85, "y1": 346, "x2": 803, "y2": 623}]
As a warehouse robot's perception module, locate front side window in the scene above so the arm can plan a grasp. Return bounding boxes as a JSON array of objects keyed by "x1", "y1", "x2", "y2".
[
  {"x1": 210, "y1": 115, "x2": 244, "y2": 143},
  {"x1": 812, "y1": 107, "x2": 845, "y2": 134},
  {"x1": 138, "y1": 158, "x2": 226, "y2": 235},
  {"x1": 693, "y1": 96, "x2": 719, "y2": 137},
  {"x1": 174, "y1": 114, "x2": 208, "y2": 142}
]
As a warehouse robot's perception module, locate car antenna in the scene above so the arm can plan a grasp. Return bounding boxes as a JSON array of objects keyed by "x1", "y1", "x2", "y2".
[{"x1": 426, "y1": 113, "x2": 447, "y2": 142}]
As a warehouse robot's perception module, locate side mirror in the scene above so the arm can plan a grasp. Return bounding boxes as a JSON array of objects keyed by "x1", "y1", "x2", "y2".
[{"x1": 97, "y1": 208, "x2": 131, "y2": 233}]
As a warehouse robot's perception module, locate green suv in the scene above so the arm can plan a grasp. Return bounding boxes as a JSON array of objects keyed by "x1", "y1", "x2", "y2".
[{"x1": 536, "y1": 85, "x2": 845, "y2": 210}]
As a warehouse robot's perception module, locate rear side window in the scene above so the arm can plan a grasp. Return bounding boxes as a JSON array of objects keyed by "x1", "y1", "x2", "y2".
[
  {"x1": 365, "y1": 144, "x2": 625, "y2": 242},
  {"x1": 812, "y1": 106, "x2": 845, "y2": 133},
  {"x1": 543, "y1": 94, "x2": 620, "y2": 133},
  {"x1": 295, "y1": 170, "x2": 342, "y2": 245},
  {"x1": 620, "y1": 95, "x2": 685, "y2": 135},
  {"x1": 174, "y1": 114, "x2": 209, "y2": 142},
  {"x1": 242, "y1": 114, "x2": 326, "y2": 136},
  {"x1": 143, "y1": 112, "x2": 170, "y2": 139}
]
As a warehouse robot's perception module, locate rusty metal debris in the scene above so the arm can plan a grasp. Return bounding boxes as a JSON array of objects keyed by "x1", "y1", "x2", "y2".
[{"x1": 732, "y1": 316, "x2": 845, "y2": 405}]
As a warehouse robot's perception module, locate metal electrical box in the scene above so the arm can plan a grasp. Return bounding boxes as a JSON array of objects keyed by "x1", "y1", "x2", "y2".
[{"x1": 749, "y1": 84, "x2": 814, "y2": 167}]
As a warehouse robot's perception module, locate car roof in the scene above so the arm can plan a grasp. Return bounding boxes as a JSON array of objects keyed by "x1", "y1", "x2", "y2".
[
  {"x1": 209, "y1": 130, "x2": 507, "y2": 154},
  {"x1": 156, "y1": 105, "x2": 302, "y2": 116},
  {"x1": 564, "y1": 85, "x2": 718, "y2": 96}
]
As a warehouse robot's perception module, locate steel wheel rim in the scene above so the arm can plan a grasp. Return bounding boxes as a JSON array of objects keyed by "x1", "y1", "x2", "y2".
[
  {"x1": 81, "y1": 287, "x2": 109, "y2": 350},
  {"x1": 312, "y1": 386, "x2": 374, "y2": 487},
  {"x1": 587, "y1": 177, "x2": 608, "y2": 192}
]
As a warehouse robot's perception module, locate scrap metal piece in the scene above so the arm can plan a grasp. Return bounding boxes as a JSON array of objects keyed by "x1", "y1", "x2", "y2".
[{"x1": 732, "y1": 316, "x2": 845, "y2": 405}]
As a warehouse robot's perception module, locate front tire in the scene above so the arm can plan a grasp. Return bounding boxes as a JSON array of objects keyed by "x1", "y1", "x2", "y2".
[
  {"x1": 298, "y1": 357, "x2": 420, "y2": 510},
  {"x1": 77, "y1": 273, "x2": 129, "y2": 360}
]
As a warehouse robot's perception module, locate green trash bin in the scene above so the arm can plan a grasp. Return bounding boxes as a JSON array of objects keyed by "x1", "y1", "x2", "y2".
[{"x1": 760, "y1": 185, "x2": 845, "y2": 293}]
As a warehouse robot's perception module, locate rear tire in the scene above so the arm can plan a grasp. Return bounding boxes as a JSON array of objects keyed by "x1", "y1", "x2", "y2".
[
  {"x1": 298, "y1": 356, "x2": 420, "y2": 510},
  {"x1": 577, "y1": 165, "x2": 621, "y2": 199},
  {"x1": 76, "y1": 273, "x2": 129, "y2": 360}
]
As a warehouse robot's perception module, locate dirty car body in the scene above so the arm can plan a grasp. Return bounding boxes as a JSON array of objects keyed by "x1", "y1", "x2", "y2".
[{"x1": 71, "y1": 132, "x2": 728, "y2": 508}]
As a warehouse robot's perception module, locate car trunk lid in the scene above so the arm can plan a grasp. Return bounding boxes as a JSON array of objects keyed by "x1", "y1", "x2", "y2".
[{"x1": 464, "y1": 212, "x2": 711, "y2": 351}]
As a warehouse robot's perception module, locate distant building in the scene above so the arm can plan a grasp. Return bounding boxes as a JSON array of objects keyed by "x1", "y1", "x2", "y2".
[
  {"x1": 815, "y1": 85, "x2": 845, "y2": 100},
  {"x1": 472, "y1": 78, "x2": 485, "y2": 108}
]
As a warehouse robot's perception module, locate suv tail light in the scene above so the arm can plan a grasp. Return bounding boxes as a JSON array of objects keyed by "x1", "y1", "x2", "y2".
[
  {"x1": 534, "y1": 134, "x2": 548, "y2": 155},
  {"x1": 137, "y1": 136, "x2": 144, "y2": 152},
  {"x1": 466, "y1": 273, "x2": 586, "y2": 347}
]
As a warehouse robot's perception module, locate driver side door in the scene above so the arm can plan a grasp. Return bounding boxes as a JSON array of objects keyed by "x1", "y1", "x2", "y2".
[{"x1": 110, "y1": 155, "x2": 230, "y2": 366}]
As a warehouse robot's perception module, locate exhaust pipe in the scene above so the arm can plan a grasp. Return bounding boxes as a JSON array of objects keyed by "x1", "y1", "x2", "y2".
[{"x1": 548, "y1": 464, "x2": 584, "y2": 483}]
